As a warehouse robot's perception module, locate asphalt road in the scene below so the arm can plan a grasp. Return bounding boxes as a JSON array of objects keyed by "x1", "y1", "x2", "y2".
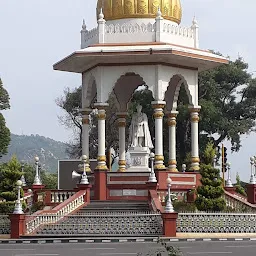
[{"x1": 1, "y1": 240, "x2": 256, "y2": 256}]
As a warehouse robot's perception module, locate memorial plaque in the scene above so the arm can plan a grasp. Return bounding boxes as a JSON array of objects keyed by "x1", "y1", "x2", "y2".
[{"x1": 123, "y1": 189, "x2": 137, "y2": 196}]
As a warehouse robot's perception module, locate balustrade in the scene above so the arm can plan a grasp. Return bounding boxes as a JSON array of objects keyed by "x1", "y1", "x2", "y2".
[{"x1": 25, "y1": 190, "x2": 87, "y2": 235}]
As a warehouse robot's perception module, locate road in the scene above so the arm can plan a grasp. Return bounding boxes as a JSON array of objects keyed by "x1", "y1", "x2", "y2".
[{"x1": 1, "y1": 240, "x2": 256, "y2": 255}]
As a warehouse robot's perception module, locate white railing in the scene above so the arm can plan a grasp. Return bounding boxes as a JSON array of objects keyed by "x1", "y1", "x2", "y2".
[
  {"x1": 0, "y1": 215, "x2": 10, "y2": 234},
  {"x1": 163, "y1": 23, "x2": 193, "y2": 38},
  {"x1": 177, "y1": 212, "x2": 256, "y2": 233},
  {"x1": 81, "y1": 18, "x2": 198, "y2": 48},
  {"x1": 222, "y1": 190, "x2": 256, "y2": 212},
  {"x1": 50, "y1": 191, "x2": 76, "y2": 203},
  {"x1": 25, "y1": 190, "x2": 86, "y2": 234}
]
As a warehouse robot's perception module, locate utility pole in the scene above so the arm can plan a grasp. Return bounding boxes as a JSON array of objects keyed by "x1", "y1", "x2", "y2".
[{"x1": 221, "y1": 144, "x2": 227, "y2": 187}]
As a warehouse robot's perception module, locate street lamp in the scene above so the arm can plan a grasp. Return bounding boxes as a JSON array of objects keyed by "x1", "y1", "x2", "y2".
[
  {"x1": 80, "y1": 155, "x2": 89, "y2": 185},
  {"x1": 20, "y1": 160, "x2": 27, "y2": 187},
  {"x1": 165, "y1": 177, "x2": 174, "y2": 213},
  {"x1": 250, "y1": 157, "x2": 256, "y2": 184},
  {"x1": 13, "y1": 180, "x2": 24, "y2": 214},
  {"x1": 254, "y1": 156, "x2": 256, "y2": 177},
  {"x1": 225, "y1": 162, "x2": 233, "y2": 187},
  {"x1": 33, "y1": 156, "x2": 42, "y2": 185},
  {"x1": 148, "y1": 152, "x2": 157, "y2": 182}
]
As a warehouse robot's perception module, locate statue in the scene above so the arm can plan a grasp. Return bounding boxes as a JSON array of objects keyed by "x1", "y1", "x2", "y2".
[{"x1": 128, "y1": 105, "x2": 153, "y2": 149}]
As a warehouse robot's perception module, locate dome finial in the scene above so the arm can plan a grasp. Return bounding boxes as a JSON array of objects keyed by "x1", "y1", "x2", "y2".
[
  {"x1": 192, "y1": 15, "x2": 198, "y2": 26},
  {"x1": 82, "y1": 19, "x2": 86, "y2": 30},
  {"x1": 156, "y1": 6, "x2": 162, "y2": 18},
  {"x1": 98, "y1": 8, "x2": 104, "y2": 20}
]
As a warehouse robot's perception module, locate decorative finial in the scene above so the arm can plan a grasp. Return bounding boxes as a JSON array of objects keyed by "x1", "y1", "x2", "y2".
[
  {"x1": 156, "y1": 6, "x2": 162, "y2": 18},
  {"x1": 192, "y1": 15, "x2": 198, "y2": 26},
  {"x1": 99, "y1": 8, "x2": 104, "y2": 20},
  {"x1": 82, "y1": 19, "x2": 86, "y2": 30}
]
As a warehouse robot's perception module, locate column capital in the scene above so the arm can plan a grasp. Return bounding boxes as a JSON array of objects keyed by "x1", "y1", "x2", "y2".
[
  {"x1": 94, "y1": 102, "x2": 109, "y2": 110},
  {"x1": 188, "y1": 105, "x2": 201, "y2": 113},
  {"x1": 116, "y1": 112, "x2": 128, "y2": 118},
  {"x1": 151, "y1": 101, "x2": 166, "y2": 109},
  {"x1": 166, "y1": 111, "x2": 179, "y2": 118},
  {"x1": 79, "y1": 108, "x2": 92, "y2": 116}
]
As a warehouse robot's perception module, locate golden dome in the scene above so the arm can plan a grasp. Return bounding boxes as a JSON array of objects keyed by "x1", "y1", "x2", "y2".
[{"x1": 97, "y1": 0, "x2": 182, "y2": 24}]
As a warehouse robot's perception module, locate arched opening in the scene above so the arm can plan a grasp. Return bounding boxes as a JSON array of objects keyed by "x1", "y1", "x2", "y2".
[{"x1": 163, "y1": 74, "x2": 193, "y2": 170}]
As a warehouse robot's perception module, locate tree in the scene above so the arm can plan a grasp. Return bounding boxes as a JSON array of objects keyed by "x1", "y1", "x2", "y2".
[
  {"x1": 0, "y1": 156, "x2": 23, "y2": 201},
  {"x1": 235, "y1": 173, "x2": 247, "y2": 196},
  {"x1": 24, "y1": 164, "x2": 57, "y2": 189},
  {"x1": 0, "y1": 78, "x2": 11, "y2": 157},
  {"x1": 195, "y1": 142, "x2": 226, "y2": 211},
  {"x1": 57, "y1": 55, "x2": 256, "y2": 167}
]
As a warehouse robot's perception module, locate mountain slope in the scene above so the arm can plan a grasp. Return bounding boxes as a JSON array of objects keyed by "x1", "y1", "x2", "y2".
[{"x1": 0, "y1": 134, "x2": 68, "y2": 173}]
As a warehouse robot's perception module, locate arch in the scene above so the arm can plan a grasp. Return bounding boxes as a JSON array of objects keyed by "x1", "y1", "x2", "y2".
[
  {"x1": 95, "y1": 65, "x2": 156, "y2": 104},
  {"x1": 164, "y1": 74, "x2": 193, "y2": 111},
  {"x1": 113, "y1": 72, "x2": 147, "y2": 112},
  {"x1": 82, "y1": 73, "x2": 97, "y2": 108}
]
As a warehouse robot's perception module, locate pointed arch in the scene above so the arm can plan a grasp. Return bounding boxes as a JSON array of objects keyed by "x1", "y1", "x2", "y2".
[
  {"x1": 165, "y1": 74, "x2": 193, "y2": 111},
  {"x1": 82, "y1": 73, "x2": 97, "y2": 108}
]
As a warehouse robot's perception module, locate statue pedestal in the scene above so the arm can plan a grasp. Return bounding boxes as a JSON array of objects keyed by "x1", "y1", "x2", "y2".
[{"x1": 127, "y1": 147, "x2": 150, "y2": 172}]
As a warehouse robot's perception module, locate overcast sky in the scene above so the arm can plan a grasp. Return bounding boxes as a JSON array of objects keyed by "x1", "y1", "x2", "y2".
[{"x1": 0, "y1": 0, "x2": 255, "y2": 181}]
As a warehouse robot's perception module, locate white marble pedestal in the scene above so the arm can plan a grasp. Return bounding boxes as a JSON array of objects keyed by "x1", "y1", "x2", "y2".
[{"x1": 126, "y1": 147, "x2": 150, "y2": 172}]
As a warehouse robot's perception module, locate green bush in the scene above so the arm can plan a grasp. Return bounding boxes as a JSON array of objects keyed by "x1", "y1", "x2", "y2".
[
  {"x1": 0, "y1": 202, "x2": 15, "y2": 214},
  {"x1": 30, "y1": 201, "x2": 45, "y2": 214},
  {"x1": 172, "y1": 201, "x2": 197, "y2": 212}
]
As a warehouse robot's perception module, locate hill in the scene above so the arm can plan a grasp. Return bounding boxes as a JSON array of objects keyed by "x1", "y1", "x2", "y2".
[{"x1": 0, "y1": 134, "x2": 69, "y2": 173}]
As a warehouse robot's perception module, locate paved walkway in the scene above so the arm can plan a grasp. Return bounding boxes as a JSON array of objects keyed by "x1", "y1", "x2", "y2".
[{"x1": 177, "y1": 233, "x2": 256, "y2": 239}]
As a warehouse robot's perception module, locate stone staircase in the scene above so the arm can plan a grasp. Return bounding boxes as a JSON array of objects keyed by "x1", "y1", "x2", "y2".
[{"x1": 29, "y1": 201, "x2": 163, "y2": 237}]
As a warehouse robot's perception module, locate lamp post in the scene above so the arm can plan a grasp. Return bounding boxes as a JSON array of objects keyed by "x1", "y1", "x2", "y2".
[
  {"x1": 250, "y1": 157, "x2": 256, "y2": 184},
  {"x1": 254, "y1": 156, "x2": 256, "y2": 177},
  {"x1": 165, "y1": 177, "x2": 174, "y2": 213},
  {"x1": 225, "y1": 162, "x2": 233, "y2": 187},
  {"x1": 33, "y1": 156, "x2": 42, "y2": 185},
  {"x1": 148, "y1": 152, "x2": 157, "y2": 182},
  {"x1": 182, "y1": 164, "x2": 186, "y2": 172},
  {"x1": 80, "y1": 155, "x2": 89, "y2": 185},
  {"x1": 13, "y1": 180, "x2": 24, "y2": 214},
  {"x1": 20, "y1": 160, "x2": 27, "y2": 187}
]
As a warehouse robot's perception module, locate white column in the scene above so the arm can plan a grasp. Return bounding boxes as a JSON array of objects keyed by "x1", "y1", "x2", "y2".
[
  {"x1": 117, "y1": 112, "x2": 127, "y2": 172},
  {"x1": 95, "y1": 103, "x2": 108, "y2": 170},
  {"x1": 81, "y1": 109, "x2": 91, "y2": 172},
  {"x1": 97, "y1": 8, "x2": 105, "y2": 44},
  {"x1": 152, "y1": 101, "x2": 166, "y2": 169},
  {"x1": 189, "y1": 106, "x2": 201, "y2": 171},
  {"x1": 167, "y1": 111, "x2": 178, "y2": 172},
  {"x1": 191, "y1": 16, "x2": 199, "y2": 48}
]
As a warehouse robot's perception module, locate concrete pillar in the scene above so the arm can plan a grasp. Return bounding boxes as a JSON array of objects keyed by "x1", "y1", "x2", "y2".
[
  {"x1": 152, "y1": 101, "x2": 166, "y2": 170},
  {"x1": 161, "y1": 212, "x2": 178, "y2": 237},
  {"x1": 94, "y1": 104, "x2": 109, "y2": 171},
  {"x1": 94, "y1": 170, "x2": 107, "y2": 201},
  {"x1": 10, "y1": 214, "x2": 25, "y2": 239},
  {"x1": 167, "y1": 111, "x2": 178, "y2": 172},
  {"x1": 117, "y1": 112, "x2": 127, "y2": 172},
  {"x1": 81, "y1": 108, "x2": 91, "y2": 172},
  {"x1": 189, "y1": 106, "x2": 201, "y2": 171},
  {"x1": 247, "y1": 184, "x2": 256, "y2": 204}
]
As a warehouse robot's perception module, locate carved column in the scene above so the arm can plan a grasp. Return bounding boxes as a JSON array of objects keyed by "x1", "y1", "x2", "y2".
[
  {"x1": 167, "y1": 111, "x2": 178, "y2": 172},
  {"x1": 152, "y1": 101, "x2": 166, "y2": 169},
  {"x1": 81, "y1": 108, "x2": 91, "y2": 172},
  {"x1": 189, "y1": 106, "x2": 201, "y2": 171},
  {"x1": 117, "y1": 112, "x2": 127, "y2": 172},
  {"x1": 95, "y1": 103, "x2": 109, "y2": 170}
]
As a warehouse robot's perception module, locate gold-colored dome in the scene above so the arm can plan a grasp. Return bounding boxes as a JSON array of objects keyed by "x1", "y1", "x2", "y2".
[{"x1": 97, "y1": 0, "x2": 182, "y2": 24}]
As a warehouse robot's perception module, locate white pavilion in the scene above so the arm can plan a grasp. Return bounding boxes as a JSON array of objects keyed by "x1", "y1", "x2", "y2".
[{"x1": 53, "y1": 0, "x2": 228, "y2": 172}]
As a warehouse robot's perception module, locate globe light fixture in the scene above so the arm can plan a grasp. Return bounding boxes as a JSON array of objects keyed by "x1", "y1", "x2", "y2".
[
  {"x1": 165, "y1": 177, "x2": 174, "y2": 213},
  {"x1": 13, "y1": 180, "x2": 24, "y2": 214}
]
